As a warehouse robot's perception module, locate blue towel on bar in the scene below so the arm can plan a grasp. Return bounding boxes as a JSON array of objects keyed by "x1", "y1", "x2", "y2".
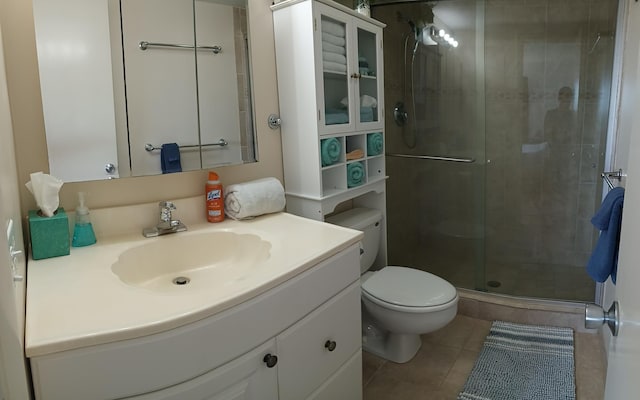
[
  {"x1": 586, "y1": 187, "x2": 624, "y2": 284},
  {"x1": 160, "y1": 143, "x2": 182, "y2": 174}
]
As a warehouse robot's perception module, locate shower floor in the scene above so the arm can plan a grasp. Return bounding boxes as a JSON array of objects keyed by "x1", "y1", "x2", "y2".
[
  {"x1": 391, "y1": 233, "x2": 596, "y2": 302},
  {"x1": 411, "y1": 261, "x2": 595, "y2": 302}
]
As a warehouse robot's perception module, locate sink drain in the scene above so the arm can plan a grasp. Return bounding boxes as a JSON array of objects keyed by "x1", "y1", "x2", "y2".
[{"x1": 172, "y1": 276, "x2": 190, "y2": 286}]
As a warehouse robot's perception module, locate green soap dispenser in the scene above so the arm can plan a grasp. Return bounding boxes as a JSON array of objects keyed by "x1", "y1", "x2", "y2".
[{"x1": 72, "y1": 192, "x2": 97, "y2": 247}]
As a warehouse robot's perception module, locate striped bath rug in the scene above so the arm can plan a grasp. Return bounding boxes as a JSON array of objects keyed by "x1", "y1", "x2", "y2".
[{"x1": 458, "y1": 321, "x2": 575, "y2": 400}]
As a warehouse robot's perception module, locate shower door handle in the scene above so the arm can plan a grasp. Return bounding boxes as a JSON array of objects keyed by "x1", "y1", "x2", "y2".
[{"x1": 386, "y1": 153, "x2": 476, "y2": 163}]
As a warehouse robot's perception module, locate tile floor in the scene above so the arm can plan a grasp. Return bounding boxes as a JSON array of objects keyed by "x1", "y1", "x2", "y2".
[{"x1": 362, "y1": 315, "x2": 607, "y2": 400}]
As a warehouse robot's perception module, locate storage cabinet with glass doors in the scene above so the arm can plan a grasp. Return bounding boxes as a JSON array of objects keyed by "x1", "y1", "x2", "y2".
[{"x1": 272, "y1": 0, "x2": 386, "y2": 221}]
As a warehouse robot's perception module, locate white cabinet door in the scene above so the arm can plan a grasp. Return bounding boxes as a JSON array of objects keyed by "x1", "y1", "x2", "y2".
[
  {"x1": 315, "y1": 3, "x2": 383, "y2": 135},
  {"x1": 315, "y1": 3, "x2": 356, "y2": 135},
  {"x1": 125, "y1": 340, "x2": 278, "y2": 400},
  {"x1": 276, "y1": 282, "x2": 361, "y2": 400},
  {"x1": 352, "y1": 18, "x2": 383, "y2": 131}
]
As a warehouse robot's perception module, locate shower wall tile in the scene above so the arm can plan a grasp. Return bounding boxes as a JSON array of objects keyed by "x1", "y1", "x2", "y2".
[
  {"x1": 579, "y1": 144, "x2": 600, "y2": 183},
  {"x1": 578, "y1": 183, "x2": 598, "y2": 218}
]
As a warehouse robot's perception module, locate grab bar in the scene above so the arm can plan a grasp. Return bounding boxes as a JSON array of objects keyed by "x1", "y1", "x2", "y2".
[
  {"x1": 386, "y1": 153, "x2": 476, "y2": 163},
  {"x1": 602, "y1": 169, "x2": 624, "y2": 190},
  {"x1": 139, "y1": 41, "x2": 222, "y2": 54},
  {"x1": 145, "y1": 139, "x2": 228, "y2": 152}
]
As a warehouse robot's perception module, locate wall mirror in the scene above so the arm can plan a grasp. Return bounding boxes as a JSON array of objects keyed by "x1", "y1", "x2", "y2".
[{"x1": 32, "y1": 0, "x2": 257, "y2": 183}]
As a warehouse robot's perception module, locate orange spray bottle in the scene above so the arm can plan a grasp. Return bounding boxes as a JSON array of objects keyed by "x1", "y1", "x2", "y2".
[{"x1": 206, "y1": 171, "x2": 224, "y2": 222}]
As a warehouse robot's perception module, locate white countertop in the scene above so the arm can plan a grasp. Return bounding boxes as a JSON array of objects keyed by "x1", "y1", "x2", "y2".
[{"x1": 26, "y1": 212, "x2": 362, "y2": 357}]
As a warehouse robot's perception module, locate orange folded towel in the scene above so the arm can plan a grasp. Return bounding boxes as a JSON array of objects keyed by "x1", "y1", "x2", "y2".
[{"x1": 346, "y1": 149, "x2": 364, "y2": 160}]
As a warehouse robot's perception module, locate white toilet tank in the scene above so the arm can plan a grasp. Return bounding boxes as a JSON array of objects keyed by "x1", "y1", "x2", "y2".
[{"x1": 325, "y1": 208, "x2": 382, "y2": 273}]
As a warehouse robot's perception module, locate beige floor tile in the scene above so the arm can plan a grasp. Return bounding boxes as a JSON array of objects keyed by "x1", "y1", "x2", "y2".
[
  {"x1": 377, "y1": 342, "x2": 462, "y2": 386},
  {"x1": 363, "y1": 374, "x2": 441, "y2": 400},
  {"x1": 362, "y1": 351, "x2": 386, "y2": 386},
  {"x1": 440, "y1": 349, "x2": 479, "y2": 396},
  {"x1": 364, "y1": 314, "x2": 606, "y2": 400},
  {"x1": 463, "y1": 319, "x2": 492, "y2": 352}
]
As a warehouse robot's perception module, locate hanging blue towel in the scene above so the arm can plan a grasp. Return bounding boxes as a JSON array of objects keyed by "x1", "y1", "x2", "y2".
[
  {"x1": 160, "y1": 143, "x2": 182, "y2": 174},
  {"x1": 586, "y1": 187, "x2": 624, "y2": 284}
]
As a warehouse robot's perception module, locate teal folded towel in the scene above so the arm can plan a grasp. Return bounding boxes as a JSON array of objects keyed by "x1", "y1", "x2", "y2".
[
  {"x1": 367, "y1": 132, "x2": 383, "y2": 156},
  {"x1": 347, "y1": 162, "x2": 365, "y2": 188},
  {"x1": 321, "y1": 137, "x2": 341, "y2": 166}
]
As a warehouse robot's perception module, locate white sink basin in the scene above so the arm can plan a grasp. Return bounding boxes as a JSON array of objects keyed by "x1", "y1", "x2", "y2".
[{"x1": 111, "y1": 231, "x2": 271, "y2": 291}]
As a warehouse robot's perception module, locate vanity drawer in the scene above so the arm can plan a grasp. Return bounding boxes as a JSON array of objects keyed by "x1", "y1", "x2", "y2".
[{"x1": 276, "y1": 281, "x2": 362, "y2": 400}]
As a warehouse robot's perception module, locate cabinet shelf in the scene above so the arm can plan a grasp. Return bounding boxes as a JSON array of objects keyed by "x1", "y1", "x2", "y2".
[{"x1": 324, "y1": 70, "x2": 348, "y2": 77}]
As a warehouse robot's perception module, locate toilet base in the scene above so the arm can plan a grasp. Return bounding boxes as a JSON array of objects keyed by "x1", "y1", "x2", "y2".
[{"x1": 362, "y1": 327, "x2": 422, "y2": 364}]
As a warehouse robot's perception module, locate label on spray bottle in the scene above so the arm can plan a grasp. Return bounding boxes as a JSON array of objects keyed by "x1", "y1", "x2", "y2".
[{"x1": 206, "y1": 171, "x2": 224, "y2": 222}]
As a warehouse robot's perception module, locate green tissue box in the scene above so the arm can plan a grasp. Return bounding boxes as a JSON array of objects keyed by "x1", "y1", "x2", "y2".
[{"x1": 28, "y1": 208, "x2": 70, "y2": 260}]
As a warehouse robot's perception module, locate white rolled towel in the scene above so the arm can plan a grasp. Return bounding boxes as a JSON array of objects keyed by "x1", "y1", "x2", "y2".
[
  {"x1": 323, "y1": 61, "x2": 347, "y2": 73},
  {"x1": 224, "y1": 177, "x2": 286, "y2": 220},
  {"x1": 322, "y1": 32, "x2": 346, "y2": 47},
  {"x1": 322, "y1": 42, "x2": 346, "y2": 55},
  {"x1": 321, "y1": 20, "x2": 346, "y2": 37},
  {"x1": 323, "y1": 51, "x2": 347, "y2": 65}
]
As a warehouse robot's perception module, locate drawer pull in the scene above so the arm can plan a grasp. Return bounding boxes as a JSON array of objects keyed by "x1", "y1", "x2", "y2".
[
  {"x1": 263, "y1": 353, "x2": 278, "y2": 368},
  {"x1": 324, "y1": 340, "x2": 337, "y2": 352}
]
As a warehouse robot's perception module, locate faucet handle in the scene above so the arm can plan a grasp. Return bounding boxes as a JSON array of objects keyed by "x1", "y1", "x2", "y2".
[{"x1": 159, "y1": 201, "x2": 176, "y2": 210}]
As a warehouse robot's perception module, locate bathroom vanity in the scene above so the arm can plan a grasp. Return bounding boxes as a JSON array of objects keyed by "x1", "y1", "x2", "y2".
[{"x1": 25, "y1": 209, "x2": 363, "y2": 399}]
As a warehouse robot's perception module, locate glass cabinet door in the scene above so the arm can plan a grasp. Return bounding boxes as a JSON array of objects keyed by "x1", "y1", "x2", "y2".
[
  {"x1": 355, "y1": 22, "x2": 382, "y2": 127},
  {"x1": 319, "y1": 10, "x2": 353, "y2": 133}
]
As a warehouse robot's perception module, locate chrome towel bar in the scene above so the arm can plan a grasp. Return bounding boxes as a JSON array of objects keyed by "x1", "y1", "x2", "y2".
[
  {"x1": 139, "y1": 41, "x2": 222, "y2": 54},
  {"x1": 602, "y1": 169, "x2": 624, "y2": 190},
  {"x1": 145, "y1": 139, "x2": 228, "y2": 152},
  {"x1": 386, "y1": 153, "x2": 475, "y2": 163}
]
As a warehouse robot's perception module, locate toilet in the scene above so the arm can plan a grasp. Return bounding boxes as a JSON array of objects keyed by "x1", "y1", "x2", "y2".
[{"x1": 326, "y1": 207, "x2": 458, "y2": 363}]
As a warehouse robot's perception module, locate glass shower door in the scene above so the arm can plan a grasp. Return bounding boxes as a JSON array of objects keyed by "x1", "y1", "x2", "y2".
[
  {"x1": 378, "y1": 0, "x2": 487, "y2": 291},
  {"x1": 375, "y1": 0, "x2": 617, "y2": 301}
]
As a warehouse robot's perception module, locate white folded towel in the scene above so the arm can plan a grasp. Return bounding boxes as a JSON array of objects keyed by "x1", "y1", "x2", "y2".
[
  {"x1": 323, "y1": 51, "x2": 347, "y2": 65},
  {"x1": 323, "y1": 61, "x2": 347, "y2": 73},
  {"x1": 341, "y1": 94, "x2": 378, "y2": 108},
  {"x1": 322, "y1": 33, "x2": 346, "y2": 47},
  {"x1": 224, "y1": 177, "x2": 286, "y2": 220},
  {"x1": 322, "y1": 42, "x2": 346, "y2": 55},
  {"x1": 322, "y1": 20, "x2": 345, "y2": 37}
]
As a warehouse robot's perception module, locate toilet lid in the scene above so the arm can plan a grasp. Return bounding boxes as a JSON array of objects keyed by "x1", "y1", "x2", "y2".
[{"x1": 361, "y1": 266, "x2": 457, "y2": 308}]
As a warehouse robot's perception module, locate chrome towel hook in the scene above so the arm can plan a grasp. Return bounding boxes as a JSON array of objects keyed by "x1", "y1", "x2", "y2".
[{"x1": 601, "y1": 169, "x2": 624, "y2": 190}]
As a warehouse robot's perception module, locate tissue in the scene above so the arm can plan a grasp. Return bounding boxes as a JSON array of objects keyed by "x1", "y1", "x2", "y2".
[{"x1": 25, "y1": 172, "x2": 63, "y2": 217}]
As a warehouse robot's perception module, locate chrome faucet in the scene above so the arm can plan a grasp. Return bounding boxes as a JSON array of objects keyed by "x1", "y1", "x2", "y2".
[{"x1": 142, "y1": 201, "x2": 188, "y2": 237}]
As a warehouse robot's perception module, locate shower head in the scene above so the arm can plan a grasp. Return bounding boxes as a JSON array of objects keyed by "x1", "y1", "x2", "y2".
[{"x1": 396, "y1": 8, "x2": 435, "y2": 34}]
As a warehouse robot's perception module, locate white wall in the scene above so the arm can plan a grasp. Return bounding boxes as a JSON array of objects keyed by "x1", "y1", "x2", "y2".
[
  {"x1": 0, "y1": 20, "x2": 32, "y2": 400},
  {"x1": 602, "y1": 0, "x2": 637, "y2": 350}
]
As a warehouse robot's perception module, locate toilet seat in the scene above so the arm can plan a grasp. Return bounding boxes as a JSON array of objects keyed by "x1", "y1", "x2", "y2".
[{"x1": 362, "y1": 266, "x2": 458, "y2": 313}]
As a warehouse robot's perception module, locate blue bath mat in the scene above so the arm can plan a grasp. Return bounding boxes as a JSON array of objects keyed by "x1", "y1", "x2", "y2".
[{"x1": 458, "y1": 321, "x2": 575, "y2": 400}]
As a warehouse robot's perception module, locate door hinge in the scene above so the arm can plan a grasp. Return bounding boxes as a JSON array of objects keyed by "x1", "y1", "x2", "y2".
[
  {"x1": 314, "y1": 18, "x2": 317, "y2": 31},
  {"x1": 318, "y1": 109, "x2": 321, "y2": 121}
]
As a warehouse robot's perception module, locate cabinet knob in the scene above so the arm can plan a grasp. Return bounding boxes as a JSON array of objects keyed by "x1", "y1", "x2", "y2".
[
  {"x1": 350, "y1": 73, "x2": 361, "y2": 79},
  {"x1": 263, "y1": 353, "x2": 278, "y2": 368},
  {"x1": 324, "y1": 340, "x2": 337, "y2": 352}
]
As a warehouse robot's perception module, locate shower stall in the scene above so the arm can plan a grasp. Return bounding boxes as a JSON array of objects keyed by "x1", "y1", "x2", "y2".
[{"x1": 371, "y1": 0, "x2": 618, "y2": 302}]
